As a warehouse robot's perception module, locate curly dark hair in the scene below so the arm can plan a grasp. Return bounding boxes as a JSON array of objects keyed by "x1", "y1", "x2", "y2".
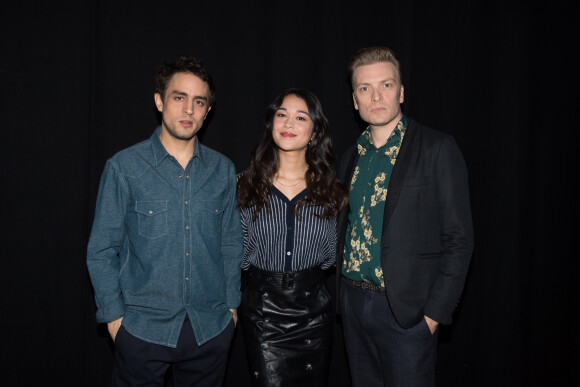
[
  {"x1": 237, "y1": 88, "x2": 348, "y2": 220},
  {"x1": 154, "y1": 56, "x2": 215, "y2": 106}
]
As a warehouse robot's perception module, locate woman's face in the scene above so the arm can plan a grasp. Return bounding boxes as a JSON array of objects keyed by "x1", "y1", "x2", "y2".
[{"x1": 272, "y1": 94, "x2": 315, "y2": 154}]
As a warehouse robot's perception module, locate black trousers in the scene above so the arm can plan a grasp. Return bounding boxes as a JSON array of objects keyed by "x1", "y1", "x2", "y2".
[
  {"x1": 112, "y1": 317, "x2": 235, "y2": 387},
  {"x1": 340, "y1": 277, "x2": 438, "y2": 387},
  {"x1": 239, "y1": 264, "x2": 333, "y2": 387}
]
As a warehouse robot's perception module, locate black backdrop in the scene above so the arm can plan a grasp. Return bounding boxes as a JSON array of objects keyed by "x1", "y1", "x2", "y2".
[{"x1": 1, "y1": 1, "x2": 577, "y2": 386}]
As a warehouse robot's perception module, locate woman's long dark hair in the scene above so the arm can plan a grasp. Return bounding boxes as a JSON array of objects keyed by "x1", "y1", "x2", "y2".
[{"x1": 237, "y1": 88, "x2": 348, "y2": 220}]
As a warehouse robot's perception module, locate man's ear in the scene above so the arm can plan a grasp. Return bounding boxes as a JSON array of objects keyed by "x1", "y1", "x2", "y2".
[
  {"x1": 352, "y1": 93, "x2": 359, "y2": 110},
  {"x1": 204, "y1": 106, "x2": 212, "y2": 120},
  {"x1": 399, "y1": 85, "x2": 405, "y2": 104},
  {"x1": 154, "y1": 93, "x2": 164, "y2": 112}
]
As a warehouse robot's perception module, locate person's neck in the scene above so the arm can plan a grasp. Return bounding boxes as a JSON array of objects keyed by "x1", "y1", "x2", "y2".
[
  {"x1": 273, "y1": 150, "x2": 308, "y2": 200},
  {"x1": 276, "y1": 150, "x2": 308, "y2": 180},
  {"x1": 159, "y1": 131, "x2": 195, "y2": 170},
  {"x1": 369, "y1": 113, "x2": 402, "y2": 148}
]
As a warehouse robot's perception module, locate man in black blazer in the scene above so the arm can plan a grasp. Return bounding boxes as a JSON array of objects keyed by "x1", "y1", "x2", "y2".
[{"x1": 336, "y1": 46, "x2": 474, "y2": 387}]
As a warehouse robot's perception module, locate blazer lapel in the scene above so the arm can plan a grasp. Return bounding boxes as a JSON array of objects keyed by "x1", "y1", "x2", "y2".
[{"x1": 382, "y1": 120, "x2": 417, "y2": 235}]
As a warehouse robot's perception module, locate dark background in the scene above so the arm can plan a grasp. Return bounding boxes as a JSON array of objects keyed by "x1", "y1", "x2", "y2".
[{"x1": 1, "y1": 1, "x2": 577, "y2": 386}]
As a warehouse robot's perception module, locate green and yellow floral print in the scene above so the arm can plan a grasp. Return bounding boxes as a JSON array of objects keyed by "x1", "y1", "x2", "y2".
[{"x1": 342, "y1": 116, "x2": 407, "y2": 287}]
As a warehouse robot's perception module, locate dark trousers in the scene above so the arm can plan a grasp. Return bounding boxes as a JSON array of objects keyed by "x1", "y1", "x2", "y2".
[
  {"x1": 340, "y1": 277, "x2": 438, "y2": 387},
  {"x1": 112, "y1": 317, "x2": 235, "y2": 387}
]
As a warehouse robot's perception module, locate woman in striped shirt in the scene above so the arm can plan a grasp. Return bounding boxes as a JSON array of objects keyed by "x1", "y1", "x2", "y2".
[{"x1": 237, "y1": 88, "x2": 348, "y2": 386}]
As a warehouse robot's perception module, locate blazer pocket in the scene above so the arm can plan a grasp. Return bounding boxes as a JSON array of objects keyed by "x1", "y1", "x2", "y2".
[
  {"x1": 402, "y1": 176, "x2": 431, "y2": 208},
  {"x1": 417, "y1": 252, "x2": 442, "y2": 259},
  {"x1": 404, "y1": 175, "x2": 431, "y2": 187},
  {"x1": 401, "y1": 175, "x2": 439, "y2": 251}
]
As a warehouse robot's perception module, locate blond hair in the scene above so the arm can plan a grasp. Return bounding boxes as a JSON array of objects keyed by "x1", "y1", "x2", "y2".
[{"x1": 348, "y1": 46, "x2": 402, "y2": 88}]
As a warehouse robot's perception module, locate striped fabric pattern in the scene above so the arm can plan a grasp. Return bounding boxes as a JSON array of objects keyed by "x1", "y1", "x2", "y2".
[{"x1": 240, "y1": 186, "x2": 337, "y2": 272}]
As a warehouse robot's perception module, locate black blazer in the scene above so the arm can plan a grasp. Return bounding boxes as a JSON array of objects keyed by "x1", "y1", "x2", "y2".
[{"x1": 336, "y1": 119, "x2": 474, "y2": 328}]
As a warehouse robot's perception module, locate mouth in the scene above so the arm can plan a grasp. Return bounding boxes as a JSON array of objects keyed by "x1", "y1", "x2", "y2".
[
  {"x1": 280, "y1": 132, "x2": 296, "y2": 137},
  {"x1": 180, "y1": 120, "x2": 194, "y2": 128}
]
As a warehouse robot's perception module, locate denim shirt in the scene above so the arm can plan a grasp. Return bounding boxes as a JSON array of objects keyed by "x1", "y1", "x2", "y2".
[{"x1": 87, "y1": 127, "x2": 243, "y2": 347}]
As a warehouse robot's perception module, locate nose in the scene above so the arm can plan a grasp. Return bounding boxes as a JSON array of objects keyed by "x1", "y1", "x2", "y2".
[
  {"x1": 371, "y1": 89, "x2": 382, "y2": 102},
  {"x1": 183, "y1": 101, "x2": 193, "y2": 115},
  {"x1": 283, "y1": 116, "x2": 293, "y2": 127}
]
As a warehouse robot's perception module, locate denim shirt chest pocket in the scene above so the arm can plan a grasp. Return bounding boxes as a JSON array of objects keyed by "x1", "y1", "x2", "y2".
[
  {"x1": 199, "y1": 199, "x2": 224, "y2": 238},
  {"x1": 135, "y1": 200, "x2": 168, "y2": 239}
]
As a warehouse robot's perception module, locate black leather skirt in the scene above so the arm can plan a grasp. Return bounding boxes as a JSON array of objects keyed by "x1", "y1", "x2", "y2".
[{"x1": 239, "y1": 264, "x2": 333, "y2": 387}]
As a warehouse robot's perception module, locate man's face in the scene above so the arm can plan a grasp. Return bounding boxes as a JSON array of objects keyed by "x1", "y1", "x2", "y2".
[
  {"x1": 352, "y1": 62, "x2": 404, "y2": 131},
  {"x1": 154, "y1": 72, "x2": 211, "y2": 142}
]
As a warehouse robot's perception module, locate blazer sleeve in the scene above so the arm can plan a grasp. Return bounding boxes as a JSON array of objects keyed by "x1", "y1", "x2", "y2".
[{"x1": 423, "y1": 135, "x2": 474, "y2": 325}]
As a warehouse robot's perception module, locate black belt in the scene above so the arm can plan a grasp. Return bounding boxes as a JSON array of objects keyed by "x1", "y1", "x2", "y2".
[
  {"x1": 246, "y1": 264, "x2": 323, "y2": 290},
  {"x1": 343, "y1": 276, "x2": 385, "y2": 293}
]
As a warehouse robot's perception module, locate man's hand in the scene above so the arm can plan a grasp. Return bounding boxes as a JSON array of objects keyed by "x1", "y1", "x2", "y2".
[
  {"x1": 230, "y1": 308, "x2": 238, "y2": 326},
  {"x1": 107, "y1": 317, "x2": 123, "y2": 342},
  {"x1": 424, "y1": 315, "x2": 439, "y2": 335}
]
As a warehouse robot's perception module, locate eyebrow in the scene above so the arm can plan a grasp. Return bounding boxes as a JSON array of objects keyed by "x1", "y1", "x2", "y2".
[
  {"x1": 277, "y1": 107, "x2": 310, "y2": 116},
  {"x1": 171, "y1": 90, "x2": 208, "y2": 101},
  {"x1": 357, "y1": 78, "x2": 397, "y2": 86}
]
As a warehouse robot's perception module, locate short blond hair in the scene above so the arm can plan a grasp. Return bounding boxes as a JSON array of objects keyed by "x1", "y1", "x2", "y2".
[{"x1": 348, "y1": 46, "x2": 402, "y2": 88}]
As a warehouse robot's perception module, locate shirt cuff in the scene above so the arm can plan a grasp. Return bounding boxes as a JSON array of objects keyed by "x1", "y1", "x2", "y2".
[{"x1": 95, "y1": 299, "x2": 125, "y2": 323}]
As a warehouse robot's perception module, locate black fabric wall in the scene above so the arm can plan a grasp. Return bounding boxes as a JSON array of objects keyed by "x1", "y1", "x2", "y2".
[{"x1": 1, "y1": 1, "x2": 577, "y2": 386}]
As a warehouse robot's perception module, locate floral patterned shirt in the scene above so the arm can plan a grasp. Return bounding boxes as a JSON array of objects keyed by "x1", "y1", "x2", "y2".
[{"x1": 342, "y1": 115, "x2": 408, "y2": 287}]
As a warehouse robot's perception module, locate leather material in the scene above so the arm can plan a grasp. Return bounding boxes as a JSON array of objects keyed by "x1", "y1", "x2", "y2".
[{"x1": 240, "y1": 265, "x2": 332, "y2": 387}]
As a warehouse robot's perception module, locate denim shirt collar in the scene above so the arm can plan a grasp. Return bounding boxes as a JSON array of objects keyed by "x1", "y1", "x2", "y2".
[{"x1": 150, "y1": 126, "x2": 208, "y2": 169}]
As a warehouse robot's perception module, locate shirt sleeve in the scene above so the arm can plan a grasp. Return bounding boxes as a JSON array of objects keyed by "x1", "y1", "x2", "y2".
[
  {"x1": 86, "y1": 160, "x2": 128, "y2": 323},
  {"x1": 221, "y1": 165, "x2": 244, "y2": 308},
  {"x1": 320, "y1": 217, "x2": 337, "y2": 270}
]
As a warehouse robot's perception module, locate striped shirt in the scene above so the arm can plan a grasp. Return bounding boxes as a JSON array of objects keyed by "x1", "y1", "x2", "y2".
[{"x1": 240, "y1": 186, "x2": 337, "y2": 272}]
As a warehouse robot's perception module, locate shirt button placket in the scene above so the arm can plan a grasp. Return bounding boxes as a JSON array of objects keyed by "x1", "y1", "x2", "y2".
[{"x1": 183, "y1": 168, "x2": 192, "y2": 310}]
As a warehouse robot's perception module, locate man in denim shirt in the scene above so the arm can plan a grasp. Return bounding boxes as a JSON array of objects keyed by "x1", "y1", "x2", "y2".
[{"x1": 87, "y1": 57, "x2": 243, "y2": 386}]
